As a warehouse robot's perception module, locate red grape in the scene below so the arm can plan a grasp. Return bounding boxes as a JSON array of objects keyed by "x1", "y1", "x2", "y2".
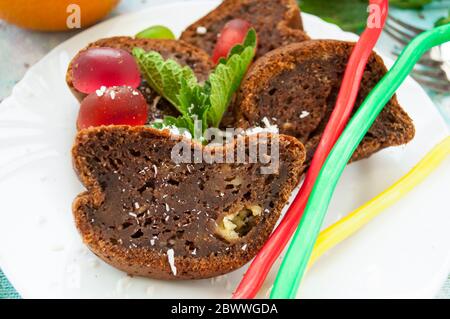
[
  {"x1": 72, "y1": 48, "x2": 141, "y2": 94},
  {"x1": 212, "y1": 19, "x2": 252, "y2": 64},
  {"x1": 77, "y1": 86, "x2": 148, "y2": 130}
]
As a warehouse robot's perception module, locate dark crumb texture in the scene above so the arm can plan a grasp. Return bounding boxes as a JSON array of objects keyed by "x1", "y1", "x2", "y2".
[
  {"x1": 66, "y1": 36, "x2": 213, "y2": 121},
  {"x1": 72, "y1": 126, "x2": 305, "y2": 279},
  {"x1": 234, "y1": 40, "x2": 415, "y2": 165},
  {"x1": 180, "y1": 0, "x2": 310, "y2": 59}
]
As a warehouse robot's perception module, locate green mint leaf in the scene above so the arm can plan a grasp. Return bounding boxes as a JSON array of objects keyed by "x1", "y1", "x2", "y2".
[
  {"x1": 178, "y1": 77, "x2": 209, "y2": 120},
  {"x1": 149, "y1": 121, "x2": 164, "y2": 130},
  {"x1": 134, "y1": 28, "x2": 256, "y2": 139},
  {"x1": 162, "y1": 115, "x2": 191, "y2": 130},
  {"x1": 149, "y1": 116, "x2": 193, "y2": 135},
  {"x1": 208, "y1": 29, "x2": 256, "y2": 127},
  {"x1": 132, "y1": 48, "x2": 197, "y2": 116},
  {"x1": 219, "y1": 28, "x2": 257, "y2": 64}
]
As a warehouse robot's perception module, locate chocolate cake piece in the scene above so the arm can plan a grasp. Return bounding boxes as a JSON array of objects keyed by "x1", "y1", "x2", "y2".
[
  {"x1": 72, "y1": 126, "x2": 305, "y2": 279},
  {"x1": 180, "y1": 0, "x2": 309, "y2": 59},
  {"x1": 66, "y1": 37, "x2": 213, "y2": 121},
  {"x1": 234, "y1": 40, "x2": 415, "y2": 165}
]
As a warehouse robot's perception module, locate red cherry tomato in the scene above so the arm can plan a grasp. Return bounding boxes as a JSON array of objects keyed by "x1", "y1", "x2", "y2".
[
  {"x1": 77, "y1": 86, "x2": 148, "y2": 130},
  {"x1": 211, "y1": 19, "x2": 252, "y2": 64},
  {"x1": 72, "y1": 47, "x2": 141, "y2": 94}
]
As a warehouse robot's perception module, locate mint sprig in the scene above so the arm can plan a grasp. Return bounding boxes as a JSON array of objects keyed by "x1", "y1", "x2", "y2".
[
  {"x1": 132, "y1": 50, "x2": 199, "y2": 117},
  {"x1": 132, "y1": 28, "x2": 257, "y2": 140}
]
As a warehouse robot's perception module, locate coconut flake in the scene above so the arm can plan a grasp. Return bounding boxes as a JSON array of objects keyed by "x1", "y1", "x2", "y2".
[
  {"x1": 167, "y1": 249, "x2": 177, "y2": 276},
  {"x1": 95, "y1": 86, "x2": 107, "y2": 97},
  {"x1": 262, "y1": 117, "x2": 271, "y2": 127},
  {"x1": 243, "y1": 117, "x2": 279, "y2": 135},
  {"x1": 139, "y1": 166, "x2": 149, "y2": 175},
  {"x1": 299, "y1": 110, "x2": 310, "y2": 119},
  {"x1": 166, "y1": 126, "x2": 193, "y2": 139},
  {"x1": 196, "y1": 26, "x2": 207, "y2": 34}
]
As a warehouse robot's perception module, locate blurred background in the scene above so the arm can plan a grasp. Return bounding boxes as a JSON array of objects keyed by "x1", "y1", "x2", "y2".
[
  {"x1": 300, "y1": 0, "x2": 450, "y2": 124},
  {"x1": 0, "y1": 0, "x2": 448, "y2": 299}
]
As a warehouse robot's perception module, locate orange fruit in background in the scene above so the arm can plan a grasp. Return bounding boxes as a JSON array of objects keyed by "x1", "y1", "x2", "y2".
[{"x1": 0, "y1": 0, "x2": 120, "y2": 31}]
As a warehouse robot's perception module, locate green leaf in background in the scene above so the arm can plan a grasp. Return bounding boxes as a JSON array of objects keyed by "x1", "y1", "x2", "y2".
[
  {"x1": 435, "y1": 10, "x2": 450, "y2": 26},
  {"x1": 298, "y1": 0, "x2": 442, "y2": 33},
  {"x1": 298, "y1": 0, "x2": 368, "y2": 33},
  {"x1": 390, "y1": 0, "x2": 432, "y2": 9}
]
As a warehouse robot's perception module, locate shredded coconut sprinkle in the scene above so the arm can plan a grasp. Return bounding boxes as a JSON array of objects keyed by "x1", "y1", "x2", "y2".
[
  {"x1": 95, "y1": 86, "x2": 107, "y2": 97},
  {"x1": 167, "y1": 126, "x2": 193, "y2": 139},
  {"x1": 139, "y1": 166, "x2": 149, "y2": 175},
  {"x1": 262, "y1": 117, "x2": 271, "y2": 127},
  {"x1": 167, "y1": 249, "x2": 177, "y2": 275},
  {"x1": 299, "y1": 110, "x2": 310, "y2": 119},
  {"x1": 196, "y1": 26, "x2": 207, "y2": 34},
  {"x1": 243, "y1": 117, "x2": 279, "y2": 135}
]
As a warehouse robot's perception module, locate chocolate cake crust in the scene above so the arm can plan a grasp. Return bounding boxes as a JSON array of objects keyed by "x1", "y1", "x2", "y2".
[
  {"x1": 72, "y1": 126, "x2": 305, "y2": 279},
  {"x1": 180, "y1": 0, "x2": 310, "y2": 59},
  {"x1": 234, "y1": 40, "x2": 415, "y2": 164}
]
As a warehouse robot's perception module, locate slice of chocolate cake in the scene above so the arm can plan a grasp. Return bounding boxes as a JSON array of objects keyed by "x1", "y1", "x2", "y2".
[
  {"x1": 72, "y1": 126, "x2": 305, "y2": 279},
  {"x1": 180, "y1": 0, "x2": 309, "y2": 59},
  {"x1": 66, "y1": 37, "x2": 213, "y2": 121},
  {"x1": 234, "y1": 40, "x2": 415, "y2": 165}
]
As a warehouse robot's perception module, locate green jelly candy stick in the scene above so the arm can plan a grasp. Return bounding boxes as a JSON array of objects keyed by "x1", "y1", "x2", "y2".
[{"x1": 271, "y1": 23, "x2": 450, "y2": 299}]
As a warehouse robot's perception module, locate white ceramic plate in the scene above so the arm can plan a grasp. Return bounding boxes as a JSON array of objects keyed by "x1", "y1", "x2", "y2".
[{"x1": 0, "y1": 1, "x2": 449, "y2": 299}]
